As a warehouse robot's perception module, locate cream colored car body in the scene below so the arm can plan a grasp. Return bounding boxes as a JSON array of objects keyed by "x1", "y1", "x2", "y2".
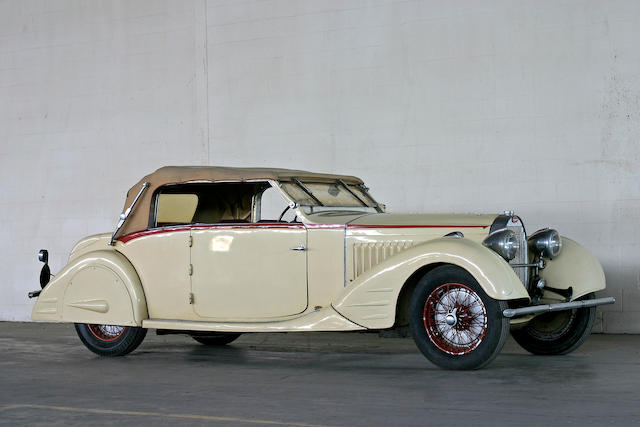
[{"x1": 32, "y1": 169, "x2": 606, "y2": 333}]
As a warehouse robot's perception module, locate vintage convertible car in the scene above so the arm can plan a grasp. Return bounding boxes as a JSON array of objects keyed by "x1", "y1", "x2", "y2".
[{"x1": 30, "y1": 166, "x2": 614, "y2": 369}]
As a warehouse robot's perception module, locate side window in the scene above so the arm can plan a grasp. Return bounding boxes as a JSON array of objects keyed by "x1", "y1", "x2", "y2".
[
  {"x1": 156, "y1": 194, "x2": 198, "y2": 226},
  {"x1": 259, "y1": 186, "x2": 296, "y2": 222},
  {"x1": 153, "y1": 183, "x2": 260, "y2": 227}
]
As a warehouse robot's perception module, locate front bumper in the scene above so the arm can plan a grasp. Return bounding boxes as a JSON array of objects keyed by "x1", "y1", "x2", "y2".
[{"x1": 503, "y1": 297, "x2": 616, "y2": 318}]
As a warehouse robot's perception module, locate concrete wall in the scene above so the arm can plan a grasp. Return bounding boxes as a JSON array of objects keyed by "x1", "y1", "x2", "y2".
[{"x1": 1, "y1": 0, "x2": 638, "y2": 332}]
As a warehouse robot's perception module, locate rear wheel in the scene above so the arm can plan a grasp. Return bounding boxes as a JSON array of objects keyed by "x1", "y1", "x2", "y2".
[
  {"x1": 75, "y1": 323, "x2": 147, "y2": 356},
  {"x1": 191, "y1": 333, "x2": 241, "y2": 346},
  {"x1": 409, "y1": 265, "x2": 509, "y2": 370},
  {"x1": 511, "y1": 293, "x2": 596, "y2": 355}
]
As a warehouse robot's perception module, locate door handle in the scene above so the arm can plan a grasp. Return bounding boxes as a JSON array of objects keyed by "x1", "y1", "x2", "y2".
[{"x1": 290, "y1": 245, "x2": 306, "y2": 251}]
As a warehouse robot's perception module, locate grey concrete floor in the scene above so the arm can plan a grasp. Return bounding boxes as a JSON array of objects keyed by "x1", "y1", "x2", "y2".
[{"x1": 0, "y1": 322, "x2": 638, "y2": 426}]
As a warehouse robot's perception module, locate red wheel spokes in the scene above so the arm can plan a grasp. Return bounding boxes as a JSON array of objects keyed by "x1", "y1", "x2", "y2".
[
  {"x1": 423, "y1": 283, "x2": 488, "y2": 356},
  {"x1": 88, "y1": 324, "x2": 126, "y2": 342}
]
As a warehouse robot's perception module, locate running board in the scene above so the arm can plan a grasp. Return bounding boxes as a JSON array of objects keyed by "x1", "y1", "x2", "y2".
[
  {"x1": 142, "y1": 307, "x2": 364, "y2": 333},
  {"x1": 503, "y1": 297, "x2": 616, "y2": 319}
]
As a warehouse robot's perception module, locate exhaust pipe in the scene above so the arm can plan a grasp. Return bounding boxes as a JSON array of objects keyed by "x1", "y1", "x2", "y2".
[{"x1": 503, "y1": 297, "x2": 615, "y2": 318}]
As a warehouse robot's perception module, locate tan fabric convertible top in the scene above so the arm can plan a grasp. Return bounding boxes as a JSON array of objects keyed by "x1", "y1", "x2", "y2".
[{"x1": 115, "y1": 166, "x2": 364, "y2": 239}]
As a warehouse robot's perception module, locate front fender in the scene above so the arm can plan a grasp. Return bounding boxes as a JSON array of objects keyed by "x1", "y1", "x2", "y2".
[
  {"x1": 32, "y1": 250, "x2": 148, "y2": 326},
  {"x1": 540, "y1": 237, "x2": 606, "y2": 301},
  {"x1": 333, "y1": 237, "x2": 529, "y2": 329}
]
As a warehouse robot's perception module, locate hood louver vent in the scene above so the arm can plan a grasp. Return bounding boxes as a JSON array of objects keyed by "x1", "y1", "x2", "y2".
[{"x1": 353, "y1": 240, "x2": 414, "y2": 279}]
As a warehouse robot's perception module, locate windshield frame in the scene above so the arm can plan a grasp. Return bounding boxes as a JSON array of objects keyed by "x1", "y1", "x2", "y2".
[{"x1": 279, "y1": 179, "x2": 383, "y2": 213}]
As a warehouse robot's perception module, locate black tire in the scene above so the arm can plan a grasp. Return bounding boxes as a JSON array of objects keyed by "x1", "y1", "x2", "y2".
[
  {"x1": 74, "y1": 323, "x2": 147, "y2": 356},
  {"x1": 191, "y1": 333, "x2": 241, "y2": 346},
  {"x1": 511, "y1": 292, "x2": 596, "y2": 355},
  {"x1": 409, "y1": 265, "x2": 510, "y2": 370}
]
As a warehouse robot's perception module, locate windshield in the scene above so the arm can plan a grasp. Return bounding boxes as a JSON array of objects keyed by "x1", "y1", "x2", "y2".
[{"x1": 280, "y1": 180, "x2": 381, "y2": 213}]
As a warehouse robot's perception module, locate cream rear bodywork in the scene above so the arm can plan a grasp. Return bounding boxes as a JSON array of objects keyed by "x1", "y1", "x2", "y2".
[
  {"x1": 32, "y1": 247, "x2": 148, "y2": 326},
  {"x1": 115, "y1": 229, "x2": 193, "y2": 320}
]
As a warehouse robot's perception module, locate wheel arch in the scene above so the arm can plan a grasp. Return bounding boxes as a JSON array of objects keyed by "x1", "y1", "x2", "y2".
[
  {"x1": 394, "y1": 262, "x2": 447, "y2": 328},
  {"x1": 32, "y1": 250, "x2": 148, "y2": 326}
]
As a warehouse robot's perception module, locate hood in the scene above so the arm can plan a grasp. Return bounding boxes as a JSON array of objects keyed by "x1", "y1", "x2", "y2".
[
  {"x1": 301, "y1": 210, "x2": 374, "y2": 226},
  {"x1": 348, "y1": 212, "x2": 498, "y2": 229},
  {"x1": 302, "y1": 210, "x2": 499, "y2": 230},
  {"x1": 344, "y1": 213, "x2": 501, "y2": 282}
]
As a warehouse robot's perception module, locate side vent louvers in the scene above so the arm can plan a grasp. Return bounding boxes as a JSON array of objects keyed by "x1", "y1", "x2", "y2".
[{"x1": 353, "y1": 240, "x2": 414, "y2": 279}]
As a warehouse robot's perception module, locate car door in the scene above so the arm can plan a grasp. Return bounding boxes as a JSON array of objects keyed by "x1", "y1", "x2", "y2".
[{"x1": 190, "y1": 182, "x2": 308, "y2": 320}]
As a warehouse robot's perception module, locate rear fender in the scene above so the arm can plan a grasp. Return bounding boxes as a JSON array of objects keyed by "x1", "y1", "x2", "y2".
[
  {"x1": 32, "y1": 250, "x2": 148, "y2": 326},
  {"x1": 333, "y1": 237, "x2": 529, "y2": 329},
  {"x1": 539, "y1": 237, "x2": 606, "y2": 301}
]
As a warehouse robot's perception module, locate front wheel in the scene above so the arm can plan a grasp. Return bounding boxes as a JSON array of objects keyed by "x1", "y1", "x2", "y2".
[
  {"x1": 409, "y1": 265, "x2": 509, "y2": 370},
  {"x1": 511, "y1": 293, "x2": 596, "y2": 355},
  {"x1": 75, "y1": 323, "x2": 147, "y2": 356}
]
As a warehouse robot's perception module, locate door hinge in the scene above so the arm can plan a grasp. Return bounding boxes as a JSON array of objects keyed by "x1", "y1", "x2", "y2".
[
  {"x1": 188, "y1": 293, "x2": 194, "y2": 305},
  {"x1": 188, "y1": 235, "x2": 193, "y2": 247},
  {"x1": 188, "y1": 264, "x2": 193, "y2": 275}
]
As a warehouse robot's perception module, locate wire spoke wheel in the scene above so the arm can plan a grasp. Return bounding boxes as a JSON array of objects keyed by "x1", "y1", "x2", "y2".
[
  {"x1": 511, "y1": 292, "x2": 596, "y2": 355},
  {"x1": 87, "y1": 324, "x2": 127, "y2": 342},
  {"x1": 75, "y1": 323, "x2": 147, "y2": 356},
  {"x1": 424, "y1": 283, "x2": 488, "y2": 355},
  {"x1": 409, "y1": 265, "x2": 509, "y2": 370},
  {"x1": 527, "y1": 310, "x2": 577, "y2": 340}
]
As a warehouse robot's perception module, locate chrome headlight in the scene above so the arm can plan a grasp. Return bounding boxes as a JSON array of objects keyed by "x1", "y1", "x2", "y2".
[
  {"x1": 528, "y1": 228, "x2": 562, "y2": 259},
  {"x1": 483, "y1": 229, "x2": 519, "y2": 261}
]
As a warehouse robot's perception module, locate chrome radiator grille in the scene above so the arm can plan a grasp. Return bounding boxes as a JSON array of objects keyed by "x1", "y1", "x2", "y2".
[
  {"x1": 506, "y1": 218, "x2": 529, "y2": 287},
  {"x1": 353, "y1": 240, "x2": 414, "y2": 279},
  {"x1": 490, "y1": 214, "x2": 529, "y2": 288}
]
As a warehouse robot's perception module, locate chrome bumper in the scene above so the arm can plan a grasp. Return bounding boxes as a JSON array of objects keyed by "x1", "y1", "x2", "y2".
[{"x1": 503, "y1": 297, "x2": 616, "y2": 318}]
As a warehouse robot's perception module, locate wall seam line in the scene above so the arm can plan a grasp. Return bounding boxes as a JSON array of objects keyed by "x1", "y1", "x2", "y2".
[{"x1": 204, "y1": 0, "x2": 210, "y2": 165}]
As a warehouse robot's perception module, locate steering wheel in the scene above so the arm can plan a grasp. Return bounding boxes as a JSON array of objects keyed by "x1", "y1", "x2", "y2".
[{"x1": 278, "y1": 205, "x2": 291, "y2": 221}]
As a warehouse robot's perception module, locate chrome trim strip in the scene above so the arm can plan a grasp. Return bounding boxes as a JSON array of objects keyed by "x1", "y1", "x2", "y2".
[{"x1": 503, "y1": 297, "x2": 615, "y2": 318}]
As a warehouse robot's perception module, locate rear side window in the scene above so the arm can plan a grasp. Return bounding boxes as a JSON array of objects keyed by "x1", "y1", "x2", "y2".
[{"x1": 156, "y1": 194, "x2": 198, "y2": 226}]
